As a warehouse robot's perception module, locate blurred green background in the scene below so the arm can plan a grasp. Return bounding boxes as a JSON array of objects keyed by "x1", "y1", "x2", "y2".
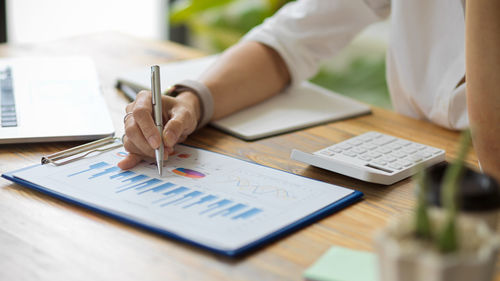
[{"x1": 169, "y1": 0, "x2": 392, "y2": 109}]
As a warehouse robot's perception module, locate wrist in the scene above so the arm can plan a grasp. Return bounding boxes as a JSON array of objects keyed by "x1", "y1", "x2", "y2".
[
  {"x1": 176, "y1": 90, "x2": 202, "y2": 127},
  {"x1": 167, "y1": 80, "x2": 214, "y2": 130}
]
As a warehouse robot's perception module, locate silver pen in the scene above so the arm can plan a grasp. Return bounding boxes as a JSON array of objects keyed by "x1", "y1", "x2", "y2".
[{"x1": 151, "y1": 65, "x2": 163, "y2": 176}]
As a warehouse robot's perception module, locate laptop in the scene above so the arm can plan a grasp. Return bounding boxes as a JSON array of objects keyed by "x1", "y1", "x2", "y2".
[{"x1": 0, "y1": 57, "x2": 114, "y2": 144}]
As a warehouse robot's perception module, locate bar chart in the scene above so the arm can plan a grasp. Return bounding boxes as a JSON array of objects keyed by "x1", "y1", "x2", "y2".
[
  {"x1": 13, "y1": 144, "x2": 355, "y2": 252},
  {"x1": 65, "y1": 160, "x2": 263, "y2": 221}
]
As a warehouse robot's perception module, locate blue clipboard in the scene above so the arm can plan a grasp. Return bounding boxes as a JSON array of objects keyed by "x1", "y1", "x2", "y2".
[{"x1": 2, "y1": 146, "x2": 363, "y2": 257}]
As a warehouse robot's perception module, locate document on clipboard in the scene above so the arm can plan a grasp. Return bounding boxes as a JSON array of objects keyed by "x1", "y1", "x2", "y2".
[{"x1": 2, "y1": 138, "x2": 363, "y2": 257}]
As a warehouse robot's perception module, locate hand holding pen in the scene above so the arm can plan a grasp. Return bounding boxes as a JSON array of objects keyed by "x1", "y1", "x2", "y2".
[{"x1": 118, "y1": 68, "x2": 202, "y2": 171}]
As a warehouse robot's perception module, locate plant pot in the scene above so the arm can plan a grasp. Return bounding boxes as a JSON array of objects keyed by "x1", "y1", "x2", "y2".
[
  {"x1": 374, "y1": 209, "x2": 500, "y2": 281},
  {"x1": 425, "y1": 162, "x2": 500, "y2": 230}
]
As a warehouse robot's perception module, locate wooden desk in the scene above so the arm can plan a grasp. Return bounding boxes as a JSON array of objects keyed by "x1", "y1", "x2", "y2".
[{"x1": 0, "y1": 32, "x2": 489, "y2": 281}]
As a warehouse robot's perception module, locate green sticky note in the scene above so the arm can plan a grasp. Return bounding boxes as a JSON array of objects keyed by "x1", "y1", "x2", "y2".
[{"x1": 303, "y1": 246, "x2": 378, "y2": 281}]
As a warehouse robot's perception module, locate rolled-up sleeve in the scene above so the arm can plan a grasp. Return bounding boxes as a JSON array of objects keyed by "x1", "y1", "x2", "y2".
[{"x1": 241, "y1": 0, "x2": 385, "y2": 85}]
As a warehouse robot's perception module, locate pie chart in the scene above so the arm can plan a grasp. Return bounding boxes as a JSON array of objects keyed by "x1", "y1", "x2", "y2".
[{"x1": 172, "y1": 168, "x2": 205, "y2": 179}]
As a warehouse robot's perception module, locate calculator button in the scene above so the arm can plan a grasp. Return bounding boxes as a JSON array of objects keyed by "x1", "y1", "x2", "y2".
[
  {"x1": 413, "y1": 144, "x2": 427, "y2": 150},
  {"x1": 373, "y1": 136, "x2": 396, "y2": 146},
  {"x1": 358, "y1": 155, "x2": 372, "y2": 161},
  {"x1": 337, "y1": 143, "x2": 352, "y2": 150},
  {"x1": 397, "y1": 160, "x2": 412, "y2": 167},
  {"x1": 343, "y1": 151, "x2": 358, "y2": 157},
  {"x1": 347, "y1": 140, "x2": 363, "y2": 146},
  {"x1": 402, "y1": 147, "x2": 418, "y2": 154},
  {"x1": 381, "y1": 156, "x2": 397, "y2": 163},
  {"x1": 407, "y1": 143, "x2": 424, "y2": 151},
  {"x1": 409, "y1": 155, "x2": 423, "y2": 163},
  {"x1": 386, "y1": 143, "x2": 402, "y2": 150},
  {"x1": 352, "y1": 147, "x2": 367, "y2": 154},
  {"x1": 395, "y1": 140, "x2": 412, "y2": 147},
  {"x1": 327, "y1": 147, "x2": 343, "y2": 153},
  {"x1": 389, "y1": 163, "x2": 403, "y2": 170},
  {"x1": 361, "y1": 144, "x2": 377, "y2": 150},
  {"x1": 377, "y1": 147, "x2": 392, "y2": 154},
  {"x1": 367, "y1": 152, "x2": 382, "y2": 158},
  {"x1": 319, "y1": 150, "x2": 335, "y2": 157},
  {"x1": 373, "y1": 159, "x2": 387, "y2": 166},
  {"x1": 358, "y1": 136, "x2": 373, "y2": 142},
  {"x1": 422, "y1": 152, "x2": 432, "y2": 158},
  {"x1": 391, "y1": 151, "x2": 407, "y2": 158}
]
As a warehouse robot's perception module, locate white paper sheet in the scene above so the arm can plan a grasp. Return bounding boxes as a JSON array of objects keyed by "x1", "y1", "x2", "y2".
[{"x1": 13, "y1": 145, "x2": 355, "y2": 251}]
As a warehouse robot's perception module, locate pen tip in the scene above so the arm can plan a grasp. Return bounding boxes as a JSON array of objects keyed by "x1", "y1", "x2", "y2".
[{"x1": 157, "y1": 164, "x2": 162, "y2": 177}]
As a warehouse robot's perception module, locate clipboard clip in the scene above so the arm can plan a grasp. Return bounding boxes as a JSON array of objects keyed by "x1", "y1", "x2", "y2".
[{"x1": 41, "y1": 136, "x2": 123, "y2": 166}]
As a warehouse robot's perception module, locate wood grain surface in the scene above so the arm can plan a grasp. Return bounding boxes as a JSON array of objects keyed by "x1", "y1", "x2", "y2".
[{"x1": 0, "y1": 32, "x2": 496, "y2": 281}]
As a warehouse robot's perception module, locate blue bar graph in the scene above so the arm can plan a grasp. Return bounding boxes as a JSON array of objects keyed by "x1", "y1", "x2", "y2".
[
  {"x1": 118, "y1": 174, "x2": 149, "y2": 188},
  {"x1": 160, "y1": 191, "x2": 203, "y2": 207},
  {"x1": 154, "y1": 187, "x2": 189, "y2": 204},
  {"x1": 138, "y1": 182, "x2": 176, "y2": 195},
  {"x1": 89, "y1": 166, "x2": 121, "y2": 179},
  {"x1": 183, "y1": 195, "x2": 217, "y2": 209},
  {"x1": 199, "y1": 199, "x2": 233, "y2": 215},
  {"x1": 110, "y1": 170, "x2": 135, "y2": 180},
  {"x1": 64, "y1": 161, "x2": 266, "y2": 222},
  {"x1": 117, "y1": 178, "x2": 163, "y2": 193},
  {"x1": 209, "y1": 204, "x2": 247, "y2": 218},
  {"x1": 232, "y1": 208, "x2": 262, "y2": 220},
  {"x1": 68, "y1": 162, "x2": 109, "y2": 177}
]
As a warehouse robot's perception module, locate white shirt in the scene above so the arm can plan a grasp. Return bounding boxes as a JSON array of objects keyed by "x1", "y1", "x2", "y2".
[{"x1": 242, "y1": 0, "x2": 467, "y2": 130}]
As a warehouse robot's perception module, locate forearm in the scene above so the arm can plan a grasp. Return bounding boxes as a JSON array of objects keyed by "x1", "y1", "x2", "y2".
[
  {"x1": 200, "y1": 41, "x2": 291, "y2": 120},
  {"x1": 121, "y1": 42, "x2": 290, "y2": 169},
  {"x1": 465, "y1": 0, "x2": 500, "y2": 181}
]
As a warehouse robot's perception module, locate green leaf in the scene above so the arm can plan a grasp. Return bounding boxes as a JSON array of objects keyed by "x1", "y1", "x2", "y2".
[
  {"x1": 414, "y1": 168, "x2": 431, "y2": 239},
  {"x1": 438, "y1": 219, "x2": 458, "y2": 253},
  {"x1": 437, "y1": 129, "x2": 472, "y2": 253},
  {"x1": 267, "y1": 0, "x2": 294, "y2": 12},
  {"x1": 170, "y1": 0, "x2": 235, "y2": 24}
]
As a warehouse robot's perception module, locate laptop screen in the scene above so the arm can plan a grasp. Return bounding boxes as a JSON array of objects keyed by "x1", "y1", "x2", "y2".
[{"x1": 0, "y1": 57, "x2": 115, "y2": 144}]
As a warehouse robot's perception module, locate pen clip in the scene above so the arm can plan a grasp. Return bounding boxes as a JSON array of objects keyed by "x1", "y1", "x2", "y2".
[
  {"x1": 151, "y1": 65, "x2": 162, "y2": 127},
  {"x1": 151, "y1": 66, "x2": 160, "y2": 106}
]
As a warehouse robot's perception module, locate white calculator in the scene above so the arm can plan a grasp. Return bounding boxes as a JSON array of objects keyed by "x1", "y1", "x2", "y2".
[{"x1": 290, "y1": 131, "x2": 445, "y2": 185}]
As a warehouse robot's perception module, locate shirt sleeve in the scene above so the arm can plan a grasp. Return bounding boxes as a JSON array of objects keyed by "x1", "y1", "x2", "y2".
[{"x1": 241, "y1": 0, "x2": 385, "y2": 85}]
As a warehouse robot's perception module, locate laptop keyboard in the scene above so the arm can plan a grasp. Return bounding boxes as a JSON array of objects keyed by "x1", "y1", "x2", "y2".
[{"x1": 1, "y1": 67, "x2": 17, "y2": 127}]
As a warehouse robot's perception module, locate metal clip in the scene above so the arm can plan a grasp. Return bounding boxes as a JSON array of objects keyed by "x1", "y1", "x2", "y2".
[{"x1": 41, "y1": 136, "x2": 123, "y2": 166}]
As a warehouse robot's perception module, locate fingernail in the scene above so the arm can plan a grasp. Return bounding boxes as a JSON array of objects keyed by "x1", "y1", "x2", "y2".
[
  {"x1": 167, "y1": 146, "x2": 174, "y2": 155},
  {"x1": 148, "y1": 136, "x2": 159, "y2": 148},
  {"x1": 117, "y1": 159, "x2": 130, "y2": 170}
]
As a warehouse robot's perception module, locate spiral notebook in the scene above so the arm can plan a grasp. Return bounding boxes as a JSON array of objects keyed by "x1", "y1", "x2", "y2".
[
  {"x1": 2, "y1": 138, "x2": 363, "y2": 257},
  {"x1": 116, "y1": 56, "x2": 371, "y2": 140}
]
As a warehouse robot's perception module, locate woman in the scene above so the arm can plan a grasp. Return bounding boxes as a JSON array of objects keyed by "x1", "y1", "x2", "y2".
[{"x1": 120, "y1": 0, "x2": 500, "y2": 182}]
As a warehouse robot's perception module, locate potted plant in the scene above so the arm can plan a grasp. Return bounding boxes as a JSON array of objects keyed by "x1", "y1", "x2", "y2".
[
  {"x1": 425, "y1": 161, "x2": 500, "y2": 231},
  {"x1": 374, "y1": 130, "x2": 500, "y2": 281}
]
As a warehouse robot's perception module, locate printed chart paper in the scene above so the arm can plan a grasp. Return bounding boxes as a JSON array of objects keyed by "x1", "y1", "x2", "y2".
[{"x1": 11, "y1": 145, "x2": 356, "y2": 253}]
